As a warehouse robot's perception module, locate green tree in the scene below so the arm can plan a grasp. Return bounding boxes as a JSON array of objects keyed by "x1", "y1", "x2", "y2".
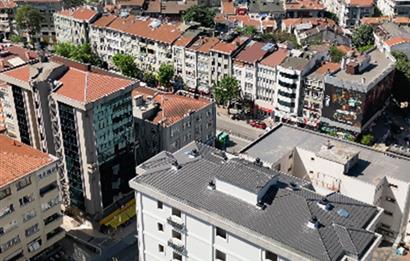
[
  {"x1": 53, "y1": 42, "x2": 76, "y2": 57},
  {"x1": 212, "y1": 75, "x2": 240, "y2": 110},
  {"x1": 15, "y1": 6, "x2": 42, "y2": 42},
  {"x1": 10, "y1": 34, "x2": 24, "y2": 44},
  {"x1": 183, "y1": 6, "x2": 215, "y2": 28},
  {"x1": 238, "y1": 25, "x2": 257, "y2": 36},
  {"x1": 329, "y1": 45, "x2": 345, "y2": 62},
  {"x1": 360, "y1": 134, "x2": 374, "y2": 145},
  {"x1": 112, "y1": 53, "x2": 141, "y2": 78},
  {"x1": 70, "y1": 43, "x2": 102, "y2": 66},
  {"x1": 157, "y1": 64, "x2": 174, "y2": 88},
  {"x1": 352, "y1": 25, "x2": 374, "y2": 50},
  {"x1": 143, "y1": 72, "x2": 158, "y2": 87}
]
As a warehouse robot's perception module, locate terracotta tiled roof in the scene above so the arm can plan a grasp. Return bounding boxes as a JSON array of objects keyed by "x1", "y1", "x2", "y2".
[
  {"x1": 282, "y1": 17, "x2": 336, "y2": 28},
  {"x1": 360, "y1": 16, "x2": 389, "y2": 25},
  {"x1": 393, "y1": 16, "x2": 410, "y2": 25},
  {"x1": 58, "y1": 7, "x2": 98, "y2": 21},
  {"x1": 348, "y1": 0, "x2": 373, "y2": 7},
  {"x1": 285, "y1": 0, "x2": 324, "y2": 10},
  {"x1": 55, "y1": 67, "x2": 134, "y2": 104},
  {"x1": 313, "y1": 62, "x2": 340, "y2": 75},
  {"x1": 215, "y1": 14, "x2": 276, "y2": 31},
  {"x1": 145, "y1": 0, "x2": 161, "y2": 13},
  {"x1": 234, "y1": 41, "x2": 270, "y2": 64},
  {"x1": 211, "y1": 36, "x2": 249, "y2": 55},
  {"x1": 174, "y1": 35, "x2": 196, "y2": 47},
  {"x1": 14, "y1": 0, "x2": 62, "y2": 3},
  {"x1": 95, "y1": 15, "x2": 183, "y2": 44},
  {"x1": 260, "y1": 48, "x2": 288, "y2": 67},
  {"x1": 117, "y1": 0, "x2": 145, "y2": 7},
  {"x1": 92, "y1": 14, "x2": 117, "y2": 27},
  {"x1": 160, "y1": 0, "x2": 196, "y2": 14},
  {"x1": 336, "y1": 44, "x2": 354, "y2": 54},
  {"x1": 3, "y1": 65, "x2": 30, "y2": 82},
  {"x1": 133, "y1": 88, "x2": 211, "y2": 126},
  {"x1": 0, "y1": 0, "x2": 15, "y2": 9},
  {"x1": 0, "y1": 135, "x2": 54, "y2": 188},
  {"x1": 384, "y1": 37, "x2": 410, "y2": 47},
  {"x1": 222, "y1": 1, "x2": 236, "y2": 15},
  {"x1": 188, "y1": 37, "x2": 219, "y2": 53}
]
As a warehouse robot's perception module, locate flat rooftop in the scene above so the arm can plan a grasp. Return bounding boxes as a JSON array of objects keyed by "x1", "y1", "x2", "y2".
[
  {"x1": 241, "y1": 124, "x2": 410, "y2": 185},
  {"x1": 280, "y1": 56, "x2": 310, "y2": 71},
  {"x1": 326, "y1": 49, "x2": 394, "y2": 92},
  {"x1": 131, "y1": 142, "x2": 380, "y2": 261}
]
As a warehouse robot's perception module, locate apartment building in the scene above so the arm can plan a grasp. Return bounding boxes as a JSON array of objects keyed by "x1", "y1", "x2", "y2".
[
  {"x1": 274, "y1": 49, "x2": 323, "y2": 122},
  {"x1": 284, "y1": 0, "x2": 325, "y2": 18},
  {"x1": 54, "y1": 6, "x2": 100, "y2": 45},
  {"x1": 0, "y1": 57, "x2": 138, "y2": 217},
  {"x1": 374, "y1": 22, "x2": 410, "y2": 59},
  {"x1": 14, "y1": 0, "x2": 63, "y2": 42},
  {"x1": 183, "y1": 36, "x2": 219, "y2": 94},
  {"x1": 322, "y1": 48, "x2": 395, "y2": 136},
  {"x1": 254, "y1": 48, "x2": 288, "y2": 117},
  {"x1": 233, "y1": 41, "x2": 274, "y2": 101},
  {"x1": 0, "y1": 0, "x2": 15, "y2": 38},
  {"x1": 130, "y1": 141, "x2": 383, "y2": 261},
  {"x1": 302, "y1": 62, "x2": 340, "y2": 129},
  {"x1": 132, "y1": 87, "x2": 216, "y2": 164},
  {"x1": 90, "y1": 15, "x2": 183, "y2": 71},
  {"x1": 241, "y1": 124, "x2": 410, "y2": 244},
  {"x1": 0, "y1": 135, "x2": 64, "y2": 261},
  {"x1": 377, "y1": 0, "x2": 410, "y2": 17},
  {"x1": 322, "y1": 0, "x2": 374, "y2": 27}
]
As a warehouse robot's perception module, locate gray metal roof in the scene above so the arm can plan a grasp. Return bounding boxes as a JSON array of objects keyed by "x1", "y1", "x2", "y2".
[
  {"x1": 280, "y1": 56, "x2": 310, "y2": 71},
  {"x1": 248, "y1": 0, "x2": 284, "y2": 14},
  {"x1": 241, "y1": 124, "x2": 410, "y2": 184},
  {"x1": 131, "y1": 142, "x2": 380, "y2": 261}
]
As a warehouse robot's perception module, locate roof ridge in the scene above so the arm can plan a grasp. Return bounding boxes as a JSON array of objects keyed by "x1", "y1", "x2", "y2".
[
  {"x1": 84, "y1": 71, "x2": 89, "y2": 102},
  {"x1": 333, "y1": 223, "x2": 359, "y2": 256}
]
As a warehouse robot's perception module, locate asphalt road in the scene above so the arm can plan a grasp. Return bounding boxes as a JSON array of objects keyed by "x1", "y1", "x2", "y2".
[{"x1": 216, "y1": 115, "x2": 264, "y2": 141}]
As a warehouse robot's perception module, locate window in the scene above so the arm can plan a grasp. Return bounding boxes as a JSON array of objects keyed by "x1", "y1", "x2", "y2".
[
  {"x1": 288, "y1": 153, "x2": 293, "y2": 159},
  {"x1": 384, "y1": 210, "x2": 393, "y2": 216},
  {"x1": 158, "y1": 223, "x2": 163, "y2": 232},
  {"x1": 158, "y1": 244, "x2": 164, "y2": 253},
  {"x1": 172, "y1": 230, "x2": 182, "y2": 240},
  {"x1": 0, "y1": 187, "x2": 11, "y2": 200},
  {"x1": 287, "y1": 167, "x2": 292, "y2": 172},
  {"x1": 25, "y1": 224, "x2": 39, "y2": 237},
  {"x1": 173, "y1": 252, "x2": 182, "y2": 261},
  {"x1": 265, "y1": 250, "x2": 278, "y2": 261},
  {"x1": 386, "y1": 197, "x2": 396, "y2": 203},
  {"x1": 157, "y1": 201, "x2": 163, "y2": 209},
  {"x1": 215, "y1": 249, "x2": 226, "y2": 261},
  {"x1": 16, "y1": 176, "x2": 31, "y2": 191},
  {"x1": 216, "y1": 227, "x2": 226, "y2": 239},
  {"x1": 172, "y1": 208, "x2": 181, "y2": 218}
]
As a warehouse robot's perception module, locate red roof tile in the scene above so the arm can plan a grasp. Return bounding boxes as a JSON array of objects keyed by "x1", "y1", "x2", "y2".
[
  {"x1": 0, "y1": 135, "x2": 54, "y2": 188},
  {"x1": 92, "y1": 14, "x2": 117, "y2": 27},
  {"x1": 260, "y1": 48, "x2": 288, "y2": 68},
  {"x1": 211, "y1": 36, "x2": 249, "y2": 55},
  {"x1": 234, "y1": 41, "x2": 270, "y2": 64},
  {"x1": 55, "y1": 68, "x2": 134, "y2": 104},
  {"x1": 282, "y1": 17, "x2": 336, "y2": 28},
  {"x1": 285, "y1": 0, "x2": 324, "y2": 10},
  {"x1": 0, "y1": 0, "x2": 15, "y2": 9},
  {"x1": 222, "y1": 1, "x2": 236, "y2": 15},
  {"x1": 3, "y1": 65, "x2": 30, "y2": 82},
  {"x1": 58, "y1": 6, "x2": 98, "y2": 21},
  {"x1": 312, "y1": 62, "x2": 340, "y2": 75},
  {"x1": 174, "y1": 35, "x2": 196, "y2": 47},
  {"x1": 188, "y1": 37, "x2": 220, "y2": 53},
  {"x1": 384, "y1": 37, "x2": 410, "y2": 47},
  {"x1": 117, "y1": 0, "x2": 145, "y2": 7}
]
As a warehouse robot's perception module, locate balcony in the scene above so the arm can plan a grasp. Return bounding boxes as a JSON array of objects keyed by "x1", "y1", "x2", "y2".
[
  {"x1": 44, "y1": 213, "x2": 62, "y2": 226},
  {"x1": 167, "y1": 216, "x2": 185, "y2": 232},
  {"x1": 167, "y1": 239, "x2": 186, "y2": 255},
  {"x1": 46, "y1": 227, "x2": 64, "y2": 241},
  {"x1": 40, "y1": 182, "x2": 58, "y2": 197}
]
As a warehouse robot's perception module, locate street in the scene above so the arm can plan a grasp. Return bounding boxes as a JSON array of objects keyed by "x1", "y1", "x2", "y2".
[{"x1": 216, "y1": 113, "x2": 265, "y2": 141}]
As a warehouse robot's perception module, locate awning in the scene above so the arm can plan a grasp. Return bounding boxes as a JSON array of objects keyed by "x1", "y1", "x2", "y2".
[{"x1": 99, "y1": 199, "x2": 136, "y2": 229}]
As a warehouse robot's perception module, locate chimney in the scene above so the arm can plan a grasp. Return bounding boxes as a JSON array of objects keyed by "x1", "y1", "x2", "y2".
[
  {"x1": 307, "y1": 216, "x2": 320, "y2": 229},
  {"x1": 361, "y1": 77, "x2": 366, "y2": 84}
]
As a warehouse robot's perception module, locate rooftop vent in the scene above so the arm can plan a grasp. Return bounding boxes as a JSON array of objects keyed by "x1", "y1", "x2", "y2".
[
  {"x1": 188, "y1": 148, "x2": 200, "y2": 158},
  {"x1": 207, "y1": 180, "x2": 216, "y2": 190},
  {"x1": 307, "y1": 216, "x2": 320, "y2": 229},
  {"x1": 256, "y1": 201, "x2": 267, "y2": 210},
  {"x1": 171, "y1": 161, "x2": 181, "y2": 171},
  {"x1": 288, "y1": 182, "x2": 299, "y2": 191},
  {"x1": 254, "y1": 157, "x2": 263, "y2": 166},
  {"x1": 317, "y1": 197, "x2": 333, "y2": 211},
  {"x1": 337, "y1": 208, "x2": 350, "y2": 218}
]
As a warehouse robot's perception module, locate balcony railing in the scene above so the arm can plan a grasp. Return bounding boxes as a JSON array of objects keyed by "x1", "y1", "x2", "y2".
[
  {"x1": 167, "y1": 239, "x2": 186, "y2": 255},
  {"x1": 167, "y1": 217, "x2": 185, "y2": 232}
]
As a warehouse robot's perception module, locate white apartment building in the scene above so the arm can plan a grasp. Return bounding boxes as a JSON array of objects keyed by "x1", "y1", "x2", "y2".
[
  {"x1": 255, "y1": 48, "x2": 288, "y2": 117},
  {"x1": 241, "y1": 124, "x2": 410, "y2": 245},
  {"x1": 0, "y1": 0, "x2": 15, "y2": 38},
  {"x1": 233, "y1": 41, "x2": 274, "y2": 101},
  {"x1": 90, "y1": 15, "x2": 183, "y2": 72},
  {"x1": 322, "y1": 0, "x2": 374, "y2": 27},
  {"x1": 275, "y1": 50, "x2": 322, "y2": 122},
  {"x1": 377, "y1": 0, "x2": 410, "y2": 17},
  {"x1": 130, "y1": 141, "x2": 383, "y2": 261},
  {"x1": 132, "y1": 87, "x2": 216, "y2": 164},
  {"x1": 302, "y1": 62, "x2": 340, "y2": 129},
  {"x1": 0, "y1": 135, "x2": 64, "y2": 261},
  {"x1": 0, "y1": 57, "x2": 138, "y2": 217},
  {"x1": 54, "y1": 6, "x2": 100, "y2": 45}
]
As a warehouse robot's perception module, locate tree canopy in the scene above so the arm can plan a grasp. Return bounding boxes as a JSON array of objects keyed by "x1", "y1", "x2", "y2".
[
  {"x1": 329, "y1": 45, "x2": 345, "y2": 63},
  {"x1": 352, "y1": 25, "x2": 374, "y2": 50},
  {"x1": 143, "y1": 72, "x2": 158, "y2": 87},
  {"x1": 238, "y1": 25, "x2": 257, "y2": 36},
  {"x1": 213, "y1": 75, "x2": 240, "y2": 106},
  {"x1": 183, "y1": 6, "x2": 215, "y2": 28},
  {"x1": 157, "y1": 64, "x2": 174, "y2": 88},
  {"x1": 53, "y1": 42, "x2": 102, "y2": 66},
  {"x1": 392, "y1": 51, "x2": 410, "y2": 103},
  {"x1": 112, "y1": 53, "x2": 142, "y2": 79},
  {"x1": 15, "y1": 6, "x2": 42, "y2": 39},
  {"x1": 360, "y1": 134, "x2": 374, "y2": 146}
]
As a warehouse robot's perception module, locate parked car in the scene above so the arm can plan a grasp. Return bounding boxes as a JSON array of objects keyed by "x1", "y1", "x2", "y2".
[{"x1": 248, "y1": 120, "x2": 267, "y2": 129}]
